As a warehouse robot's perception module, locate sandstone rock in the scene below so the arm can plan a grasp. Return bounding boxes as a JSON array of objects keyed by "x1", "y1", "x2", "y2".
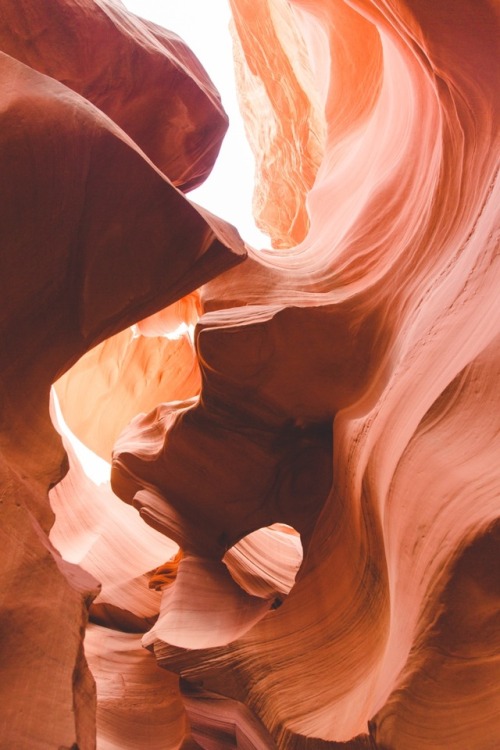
[
  {"x1": 229, "y1": 0, "x2": 327, "y2": 248},
  {"x1": 2, "y1": 0, "x2": 500, "y2": 748},
  {"x1": 55, "y1": 326, "x2": 200, "y2": 461},
  {"x1": 0, "y1": 0, "x2": 228, "y2": 190},
  {"x1": 85, "y1": 624, "x2": 188, "y2": 750},
  {"x1": 112, "y1": 0, "x2": 500, "y2": 747},
  {"x1": 0, "y1": 1, "x2": 243, "y2": 747}
]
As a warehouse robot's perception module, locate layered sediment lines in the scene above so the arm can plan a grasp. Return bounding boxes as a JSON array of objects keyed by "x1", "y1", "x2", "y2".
[
  {"x1": 112, "y1": 0, "x2": 500, "y2": 748},
  {"x1": 0, "y1": 0, "x2": 498, "y2": 749},
  {"x1": 0, "y1": 0, "x2": 243, "y2": 747}
]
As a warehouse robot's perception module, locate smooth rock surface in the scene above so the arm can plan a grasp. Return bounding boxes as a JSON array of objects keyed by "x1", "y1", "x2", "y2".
[
  {"x1": 1, "y1": 0, "x2": 499, "y2": 748},
  {"x1": 0, "y1": 1, "x2": 243, "y2": 747},
  {"x1": 112, "y1": 0, "x2": 500, "y2": 747}
]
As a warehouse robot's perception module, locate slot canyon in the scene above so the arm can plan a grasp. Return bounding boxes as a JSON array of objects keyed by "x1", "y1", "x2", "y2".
[{"x1": 0, "y1": 0, "x2": 499, "y2": 748}]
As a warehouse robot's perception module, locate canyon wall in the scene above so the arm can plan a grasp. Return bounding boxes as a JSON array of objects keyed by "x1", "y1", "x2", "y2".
[{"x1": 0, "y1": 1, "x2": 499, "y2": 749}]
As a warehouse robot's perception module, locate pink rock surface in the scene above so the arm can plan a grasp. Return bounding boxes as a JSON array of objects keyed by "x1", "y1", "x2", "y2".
[
  {"x1": 112, "y1": 0, "x2": 500, "y2": 747},
  {"x1": 229, "y1": 0, "x2": 327, "y2": 248},
  {"x1": 0, "y1": 0, "x2": 243, "y2": 747},
  {"x1": 85, "y1": 624, "x2": 189, "y2": 750},
  {"x1": 1, "y1": 0, "x2": 499, "y2": 749}
]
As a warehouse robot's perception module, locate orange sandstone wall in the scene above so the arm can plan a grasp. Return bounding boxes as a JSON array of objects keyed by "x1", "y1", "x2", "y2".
[
  {"x1": 229, "y1": 0, "x2": 327, "y2": 248},
  {"x1": 0, "y1": 1, "x2": 499, "y2": 749},
  {"x1": 0, "y1": 0, "x2": 243, "y2": 747},
  {"x1": 112, "y1": 1, "x2": 500, "y2": 747}
]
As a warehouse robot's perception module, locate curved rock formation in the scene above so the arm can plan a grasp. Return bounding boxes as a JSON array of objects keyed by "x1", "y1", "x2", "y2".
[
  {"x1": 229, "y1": 0, "x2": 327, "y2": 248},
  {"x1": 0, "y1": 0, "x2": 243, "y2": 747},
  {"x1": 0, "y1": 0, "x2": 228, "y2": 191},
  {"x1": 55, "y1": 323, "x2": 201, "y2": 461},
  {"x1": 1, "y1": 0, "x2": 499, "y2": 749},
  {"x1": 85, "y1": 624, "x2": 189, "y2": 750},
  {"x1": 111, "y1": 0, "x2": 500, "y2": 748}
]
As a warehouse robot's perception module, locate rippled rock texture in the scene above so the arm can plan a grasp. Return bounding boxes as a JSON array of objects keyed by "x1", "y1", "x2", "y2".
[
  {"x1": 0, "y1": 0, "x2": 243, "y2": 747},
  {"x1": 1, "y1": 0, "x2": 499, "y2": 749}
]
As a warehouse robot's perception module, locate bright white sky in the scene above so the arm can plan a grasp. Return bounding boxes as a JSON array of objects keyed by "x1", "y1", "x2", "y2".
[{"x1": 122, "y1": 0, "x2": 270, "y2": 249}]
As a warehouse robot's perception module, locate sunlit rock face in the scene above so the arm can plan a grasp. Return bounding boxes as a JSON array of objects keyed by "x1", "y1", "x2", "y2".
[
  {"x1": 1, "y1": 1, "x2": 499, "y2": 749},
  {"x1": 229, "y1": 0, "x2": 327, "y2": 248},
  {"x1": 0, "y1": 0, "x2": 244, "y2": 747},
  {"x1": 0, "y1": 0, "x2": 228, "y2": 192}
]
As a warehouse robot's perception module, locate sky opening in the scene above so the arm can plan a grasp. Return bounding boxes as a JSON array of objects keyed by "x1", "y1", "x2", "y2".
[{"x1": 122, "y1": 0, "x2": 270, "y2": 249}]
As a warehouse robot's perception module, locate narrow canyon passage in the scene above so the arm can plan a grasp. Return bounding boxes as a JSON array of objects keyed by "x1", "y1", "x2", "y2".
[{"x1": 0, "y1": 1, "x2": 499, "y2": 749}]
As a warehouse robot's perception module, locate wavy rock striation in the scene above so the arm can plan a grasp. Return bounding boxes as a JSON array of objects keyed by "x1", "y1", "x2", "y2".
[
  {"x1": 0, "y1": 0, "x2": 499, "y2": 749},
  {"x1": 0, "y1": 0, "x2": 244, "y2": 747},
  {"x1": 112, "y1": 0, "x2": 500, "y2": 748}
]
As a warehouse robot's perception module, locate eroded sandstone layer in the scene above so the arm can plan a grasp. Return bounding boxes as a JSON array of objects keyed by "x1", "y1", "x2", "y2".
[
  {"x1": 0, "y1": 0, "x2": 244, "y2": 747},
  {"x1": 1, "y1": 0, "x2": 499, "y2": 749}
]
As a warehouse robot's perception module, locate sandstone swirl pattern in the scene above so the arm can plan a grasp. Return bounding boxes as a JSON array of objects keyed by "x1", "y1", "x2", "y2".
[
  {"x1": 1, "y1": 1, "x2": 499, "y2": 749},
  {"x1": 0, "y1": 0, "x2": 243, "y2": 747}
]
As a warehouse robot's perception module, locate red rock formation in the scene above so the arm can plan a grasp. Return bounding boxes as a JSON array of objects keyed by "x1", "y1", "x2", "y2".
[
  {"x1": 1, "y1": 0, "x2": 499, "y2": 749},
  {"x1": 85, "y1": 624, "x2": 190, "y2": 750},
  {"x1": 111, "y1": 1, "x2": 500, "y2": 748},
  {"x1": 0, "y1": 0, "x2": 227, "y2": 191},
  {"x1": 0, "y1": 0, "x2": 243, "y2": 747}
]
